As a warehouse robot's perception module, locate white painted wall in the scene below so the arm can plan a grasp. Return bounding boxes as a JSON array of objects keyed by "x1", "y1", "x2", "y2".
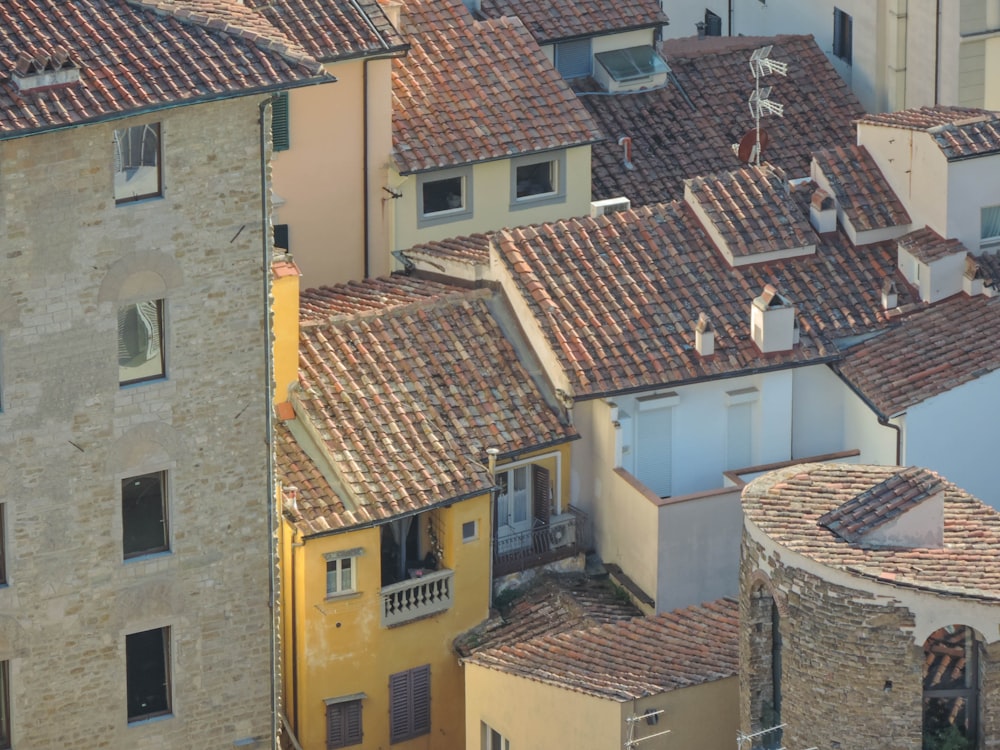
[
  {"x1": 904, "y1": 370, "x2": 1000, "y2": 510},
  {"x1": 946, "y1": 154, "x2": 1000, "y2": 251},
  {"x1": 839, "y1": 374, "x2": 900, "y2": 465},
  {"x1": 661, "y1": 3, "x2": 730, "y2": 38},
  {"x1": 791, "y1": 364, "x2": 847, "y2": 458}
]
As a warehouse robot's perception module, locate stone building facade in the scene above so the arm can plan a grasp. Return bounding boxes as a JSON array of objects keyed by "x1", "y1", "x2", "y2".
[
  {"x1": 740, "y1": 463, "x2": 1000, "y2": 750},
  {"x1": 0, "y1": 1, "x2": 328, "y2": 746}
]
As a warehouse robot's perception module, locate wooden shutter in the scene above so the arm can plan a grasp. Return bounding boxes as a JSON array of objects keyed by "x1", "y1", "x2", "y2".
[
  {"x1": 531, "y1": 465, "x2": 551, "y2": 525},
  {"x1": 389, "y1": 671, "x2": 410, "y2": 743},
  {"x1": 344, "y1": 701, "x2": 362, "y2": 746},
  {"x1": 326, "y1": 703, "x2": 344, "y2": 748},
  {"x1": 272, "y1": 92, "x2": 290, "y2": 151},
  {"x1": 389, "y1": 666, "x2": 430, "y2": 743},
  {"x1": 410, "y1": 665, "x2": 431, "y2": 737}
]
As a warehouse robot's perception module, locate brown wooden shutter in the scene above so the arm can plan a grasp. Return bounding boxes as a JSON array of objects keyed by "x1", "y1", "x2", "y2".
[{"x1": 532, "y1": 465, "x2": 551, "y2": 525}]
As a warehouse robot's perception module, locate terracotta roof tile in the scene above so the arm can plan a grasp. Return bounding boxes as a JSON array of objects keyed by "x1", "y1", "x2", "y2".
[
  {"x1": 897, "y1": 226, "x2": 966, "y2": 264},
  {"x1": 969, "y1": 251, "x2": 1000, "y2": 291},
  {"x1": 493, "y1": 201, "x2": 906, "y2": 397},
  {"x1": 244, "y1": 0, "x2": 406, "y2": 61},
  {"x1": 405, "y1": 233, "x2": 493, "y2": 266},
  {"x1": 464, "y1": 598, "x2": 739, "y2": 700},
  {"x1": 859, "y1": 106, "x2": 1000, "y2": 160},
  {"x1": 836, "y1": 294, "x2": 1000, "y2": 416},
  {"x1": 391, "y1": 0, "x2": 603, "y2": 173},
  {"x1": 283, "y1": 284, "x2": 575, "y2": 530},
  {"x1": 479, "y1": 0, "x2": 667, "y2": 43},
  {"x1": 812, "y1": 144, "x2": 911, "y2": 232},
  {"x1": 684, "y1": 164, "x2": 818, "y2": 263},
  {"x1": 818, "y1": 466, "x2": 946, "y2": 542},
  {"x1": 744, "y1": 463, "x2": 1000, "y2": 601},
  {"x1": 0, "y1": 0, "x2": 324, "y2": 137},
  {"x1": 456, "y1": 574, "x2": 642, "y2": 656},
  {"x1": 584, "y1": 35, "x2": 864, "y2": 205},
  {"x1": 299, "y1": 275, "x2": 466, "y2": 321}
]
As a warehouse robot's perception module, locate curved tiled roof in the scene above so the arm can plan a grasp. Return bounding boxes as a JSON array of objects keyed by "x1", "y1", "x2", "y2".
[
  {"x1": 858, "y1": 106, "x2": 1000, "y2": 160},
  {"x1": 479, "y1": 0, "x2": 667, "y2": 44},
  {"x1": 287, "y1": 286, "x2": 575, "y2": 528},
  {"x1": 0, "y1": 0, "x2": 325, "y2": 137},
  {"x1": 391, "y1": 0, "x2": 603, "y2": 173},
  {"x1": 299, "y1": 275, "x2": 466, "y2": 321},
  {"x1": 493, "y1": 195, "x2": 905, "y2": 397},
  {"x1": 244, "y1": 0, "x2": 406, "y2": 62},
  {"x1": 835, "y1": 293, "x2": 1000, "y2": 417},
  {"x1": 811, "y1": 144, "x2": 911, "y2": 232},
  {"x1": 464, "y1": 598, "x2": 738, "y2": 700},
  {"x1": 743, "y1": 463, "x2": 1000, "y2": 602},
  {"x1": 585, "y1": 35, "x2": 864, "y2": 205}
]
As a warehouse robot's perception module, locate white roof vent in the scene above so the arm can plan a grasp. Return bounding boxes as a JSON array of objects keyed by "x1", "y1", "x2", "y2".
[{"x1": 590, "y1": 197, "x2": 631, "y2": 217}]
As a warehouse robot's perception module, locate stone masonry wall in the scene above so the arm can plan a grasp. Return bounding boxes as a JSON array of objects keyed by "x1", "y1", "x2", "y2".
[
  {"x1": 741, "y1": 531, "x2": 1000, "y2": 750},
  {"x1": 0, "y1": 95, "x2": 275, "y2": 748}
]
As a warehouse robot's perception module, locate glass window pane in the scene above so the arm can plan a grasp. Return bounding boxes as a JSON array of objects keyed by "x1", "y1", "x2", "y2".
[
  {"x1": 515, "y1": 162, "x2": 554, "y2": 198},
  {"x1": 126, "y1": 627, "x2": 170, "y2": 720},
  {"x1": 422, "y1": 177, "x2": 463, "y2": 214},
  {"x1": 122, "y1": 471, "x2": 168, "y2": 558},
  {"x1": 118, "y1": 300, "x2": 165, "y2": 385},
  {"x1": 341, "y1": 558, "x2": 352, "y2": 591},
  {"x1": 114, "y1": 123, "x2": 161, "y2": 203},
  {"x1": 982, "y1": 205, "x2": 1000, "y2": 242}
]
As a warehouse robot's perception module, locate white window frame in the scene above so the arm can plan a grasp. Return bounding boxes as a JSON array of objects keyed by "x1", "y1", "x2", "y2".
[
  {"x1": 324, "y1": 548, "x2": 362, "y2": 598},
  {"x1": 494, "y1": 451, "x2": 562, "y2": 515},
  {"x1": 461, "y1": 520, "x2": 479, "y2": 543},
  {"x1": 482, "y1": 721, "x2": 511, "y2": 750},
  {"x1": 981, "y1": 204, "x2": 1000, "y2": 248},
  {"x1": 510, "y1": 152, "x2": 566, "y2": 210},
  {"x1": 417, "y1": 166, "x2": 473, "y2": 227}
]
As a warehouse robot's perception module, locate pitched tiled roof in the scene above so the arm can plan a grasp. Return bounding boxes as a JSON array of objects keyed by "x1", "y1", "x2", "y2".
[
  {"x1": 744, "y1": 463, "x2": 1000, "y2": 601},
  {"x1": 859, "y1": 107, "x2": 1000, "y2": 160},
  {"x1": 897, "y1": 226, "x2": 966, "y2": 264},
  {"x1": 584, "y1": 35, "x2": 864, "y2": 205},
  {"x1": 456, "y1": 574, "x2": 642, "y2": 656},
  {"x1": 0, "y1": 0, "x2": 325, "y2": 137},
  {"x1": 478, "y1": 0, "x2": 667, "y2": 44},
  {"x1": 286, "y1": 285, "x2": 575, "y2": 529},
  {"x1": 463, "y1": 598, "x2": 739, "y2": 700},
  {"x1": 812, "y1": 144, "x2": 911, "y2": 232},
  {"x1": 244, "y1": 0, "x2": 406, "y2": 61},
  {"x1": 405, "y1": 233, "x2": 493, "y2": 267},
  {"x1": 493, "y1": 199, "x2": 905, "y2": 397},
  {"x1": 685, "y1": 164, "x2": 817, "y2": 262},
  {"x1": 299, "y1": 275, "x2": 465, "y2": 321},
  {"x1": 818, "y1": 466, "x2": 945, "y2": 543},
  {"x1": 835, "y1": 294, "x2": 1000, "y2": 417},
  {"x1": 391, "y1": 0, "x2": 603, "y2": 174}
]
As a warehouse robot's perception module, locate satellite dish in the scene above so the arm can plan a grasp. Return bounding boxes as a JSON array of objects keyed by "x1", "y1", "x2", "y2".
[{"x1": 737, "y1": 128, "x2": 770, "y2": 163}]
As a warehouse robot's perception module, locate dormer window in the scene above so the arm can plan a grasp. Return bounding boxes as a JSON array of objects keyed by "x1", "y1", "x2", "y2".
[{"x1": 594, "y1": 46, "x2": 669, "y2": 92}]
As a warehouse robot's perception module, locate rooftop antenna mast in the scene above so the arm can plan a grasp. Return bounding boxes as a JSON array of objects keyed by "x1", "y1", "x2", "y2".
[{"x1": 745, "y1": 45, "x2": 788, "y2": 166}]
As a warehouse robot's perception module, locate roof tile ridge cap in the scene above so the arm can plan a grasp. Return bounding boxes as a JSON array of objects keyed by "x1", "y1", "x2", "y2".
[
  {"x1": 124, "y1": 0, "x2": 319, "y2": 68},
  {"x1": 325, "y1": 287, "x2": 482, "y2": 325}
]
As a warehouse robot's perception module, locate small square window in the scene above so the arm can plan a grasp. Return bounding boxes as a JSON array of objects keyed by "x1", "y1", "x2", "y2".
[
  {"x1": 462, "y1": 520, "x2": 478, "y2": 543},
  {"x1": 118, "y1": 300, "x2": 165, "y2": 385},
  {"x1": 114, "y1": 123, "x2": 161, "y2": 203},
  {"x1": 423, "y1": 177, "x2": 464, "y2": 215},
  {"x1": 126, "y1": 627, "x2": 171, "y2": 722},
  {"x1": 327, "y1": 698, "x2": 363, "y2": 748},
  {"x1": 326, "y1": 557, "x2": 356, "y2": 597},
  {"x1": 510, "y1": 153, "x2": 566, "y2": 210},
  {"x1": 417, "y1": 167, "x2": 473, "y2": 226},
  {"x1": 515, "y1": 162, "x2": 554, "y2": 199},
  {"x1": 122, "y1": 472, "x2": 169, "y2": 559},
  {"x1": 833, "y1": 8, "x2": 853, "y2": 64}
]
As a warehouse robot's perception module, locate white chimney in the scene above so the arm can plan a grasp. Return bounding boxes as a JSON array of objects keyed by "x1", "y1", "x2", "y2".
[
  {"x1": 809, "y1": 187, "x2": 837, "y2": 234},
  {"x1": 694, "y1": 312, "x2": 714, "y2": 356},
  {"x1": 750, "y1": 285, "x2": 796, "y2": 353},
  {"x1": 881, "y1": 277, "x2": 898, "y2": 310},
  {"x1": 963, "y1": 257, "x2": 984, "y2": 296},
  {"x1": 381, "y1": 0, "x2": 403, "y2": 31}
]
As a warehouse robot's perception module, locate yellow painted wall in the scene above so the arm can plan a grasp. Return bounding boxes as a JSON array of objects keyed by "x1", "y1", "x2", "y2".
[
  {"x1": 495, "y1": 441, "x2": 574, "y2": 516},
  {"x1": 282, "y1": 493, "x2": 492, "y2": 750},
  {"x1": 391, "y1": 146, "x2": 593, "y2": 253},
  {"x1": 271, "y1": 261, "x2": 300, "y2": 406},
  {"x1": 271, "y1": 56, "x2": 395, "y2": 287},
  {"x1": 464, "y1": 663, "x2": 738, "y2": 750}
]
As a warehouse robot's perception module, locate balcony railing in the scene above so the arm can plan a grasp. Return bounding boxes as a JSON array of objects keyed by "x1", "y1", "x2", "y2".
[
  {"x1": 380, "y1": 568, "x2": 454, "y2": 627},
  {"x1": 493, "y1": 508, "x2": 587, "y2": 577}
]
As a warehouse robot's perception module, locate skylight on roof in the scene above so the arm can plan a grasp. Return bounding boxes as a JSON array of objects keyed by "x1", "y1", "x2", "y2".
[{"x1": 594, "y1": 46, "x2": 669, "y2": 82}]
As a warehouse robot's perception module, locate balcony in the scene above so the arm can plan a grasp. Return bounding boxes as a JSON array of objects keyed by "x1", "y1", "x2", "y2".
[
  {"x1": 380, "y1": 568, "x2": 454, "y2": 627},
  {"x1": 493, "y1": 507, "x2": 588, "y2": 577}
]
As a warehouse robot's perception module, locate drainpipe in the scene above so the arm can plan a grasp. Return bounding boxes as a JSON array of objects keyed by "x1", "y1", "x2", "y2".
[
  {"x1": 934, "y1": 0, "x2": 941, "y2": 104},
  {"x1": 259, "y1": 94, "x2": 280, "y2": 750},
  {"x1": 878, "y1": 415, "x2": 902, "y2": 465},
  {"x1": 728, "y1": 0, "x2": 734, "y2": 36}
]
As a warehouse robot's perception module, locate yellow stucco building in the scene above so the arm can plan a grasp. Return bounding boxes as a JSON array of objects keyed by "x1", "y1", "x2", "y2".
[{"x1": 271, "y1": 263, "x2": 580, "y2": 748}]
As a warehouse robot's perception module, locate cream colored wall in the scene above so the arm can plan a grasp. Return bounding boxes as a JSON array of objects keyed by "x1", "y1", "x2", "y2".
[
  {"x1": 271, "y1": 56, "x2": 395, "y2": 287},
  {"x1": 464, "y1": 664, "x2": 738, "y2": 750},
  {"x1": 986, "y1": 37, "x2": 1000, "y2": 107},
  {"x1": 497, "y1": 442, "x2": 573, "y2": 515},
  {"x1": 592, "y1": 29, "x2": 657, "y2": 55},
  {"x1": 286, "y1": 495, "x2": 493, "y2": 750},
  {"x1": 391, "y1": 146, "x2": 592, "y2": 253}
]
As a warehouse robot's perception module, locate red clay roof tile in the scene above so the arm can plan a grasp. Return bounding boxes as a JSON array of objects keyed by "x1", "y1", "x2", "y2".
[
  {"x1": 859, "y1": 106, "x2": 1000, "y2": 160},
  {"x1": 479, "y1": 0, "x2": 667, "y2": 43},
  {"x1": 812, "y1": 144, "x2": 911, "y2": 232}
]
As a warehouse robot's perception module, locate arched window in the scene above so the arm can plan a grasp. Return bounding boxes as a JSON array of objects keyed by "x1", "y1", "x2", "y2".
[
  {"x1": 747, "y1": 585, "x2": 782, "y2": 749},
  {"x1": 923, "y1": 625, "x2": 981, "y2": 750}
]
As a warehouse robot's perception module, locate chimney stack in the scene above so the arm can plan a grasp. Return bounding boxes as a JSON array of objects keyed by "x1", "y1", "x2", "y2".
[
  {"x1": 750, "y1": 285, "x2": 796, "y2": 353},
  {"x1": 694, "y1": 312, "x2": 714, "y2": 356}
]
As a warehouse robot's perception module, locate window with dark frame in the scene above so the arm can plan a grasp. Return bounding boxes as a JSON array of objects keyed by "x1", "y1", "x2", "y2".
[
  {"x1": 126, "y1": 627, "x2": 171, "y2": 722},
  {"x1": 704, "y1": 9, "x2": 723, "y2": 36},
  {"x1": 122, "y1": 472, "x2": 169, "y2": 559},
  {"x1": 274, "y1": 223, "x2": 290, "y2": 251},
  {"x1": 118, "y1": 299, "x2": 165, "y2": 385},
  {"x1": 0, "y1": 505, "x2": 6, "y2": 585},
  {"x1": 326, "y1": 699, "x2": 363, "y2": 748},
  {"x1": 0, "y1": 660, "x2": 9, "y2": 749},
  {"x1": 113, "y1": 123, "x2": 161, "y2": 203},
  {"x1": 421, "y1": 176, "x2": 464, "y2": 215},
  {"x1": 833, "y1": 8, "x2": 853, "y2": 64},
  {"x1": 389, "y1": 664, "x2": 430, "y2": 744}
]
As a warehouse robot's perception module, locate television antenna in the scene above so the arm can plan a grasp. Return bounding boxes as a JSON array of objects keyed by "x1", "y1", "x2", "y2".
[{"x1": 734, "y1": 45, "x2": 788, "y2": 166}]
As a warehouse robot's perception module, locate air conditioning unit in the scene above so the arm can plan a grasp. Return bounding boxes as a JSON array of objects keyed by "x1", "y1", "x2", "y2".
[{"x1": 590, "y1": 197, "x2": 631, "y2": 217}]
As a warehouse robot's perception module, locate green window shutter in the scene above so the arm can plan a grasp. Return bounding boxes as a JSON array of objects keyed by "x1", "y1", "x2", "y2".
[{"x1": 272, "y1": 92, "x2": 290, "y2": 152}]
